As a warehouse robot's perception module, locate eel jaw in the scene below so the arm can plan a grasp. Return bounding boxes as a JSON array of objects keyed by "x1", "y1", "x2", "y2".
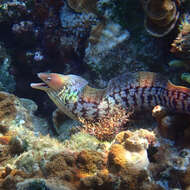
[{"x1": 30, "y1": 82, "x2": 49, "y2": 91}]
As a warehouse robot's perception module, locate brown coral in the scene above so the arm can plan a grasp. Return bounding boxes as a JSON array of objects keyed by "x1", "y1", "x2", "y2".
[
  {"x1": 45, "y1": 152, "x2": 75, "y2": 178},
  {"x1": 141, "y1": 0, "x2": 179, "y2": 37},
  {"x1": 44, "y1": 150, "x2": 107, "y2": 189},
  {"x1": 76, "y1": 150, "x2": 106, "y2": 175}
]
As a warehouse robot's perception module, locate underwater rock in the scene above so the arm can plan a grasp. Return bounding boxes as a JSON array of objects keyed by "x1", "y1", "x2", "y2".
[
  {"x1": 0, "y1": 168, "x2": 30, "y2": 190},
  {"x1": 141, "y1": 0, "x2": 180, "y2": 37},
  {"x1": 63, "y1": 132, "x2": 107, "y2": 152},
  {"x1": 171, "y1": 13, "x2": 190, "y2": 59},
  {"x1": 0, "y1": 92, "x2": 40, "y2": 134},
  {"x1": 52, "y1": 109, "x2": 71, "y2": 132},
  {"x1": 52, "y1": 109, "x2": 81, "y2": 141},
  {"x1": 80, "y1": 174, "x2": 104, "y2": 188},
  {"x1": 84, "y1": 28, "x2": 162, "y2": 83},
  {"x1": 59, "y1": 3, "x2": 99, "y2": 57},
  {"x1": 16, "y1": 178, "x2": 72, "y2": 190},
  {"x1": 9, "y1": 136, "x2": 27, "y2": 155},
  {"x1": 0, "y1": 91, "x2": 20, "y2": 126},
  {"x1": 152, "y1": 105, "x2": 190, "y2": 147},
  {"x1": 0, "y1": 44, "x2": 16, "y2": 92},
  {"x1": 149, "y1": 144, "x2": 190, "y2": 189},
  {"x1": 84, "y1": 21, "x2": 130, "y2": 72}
]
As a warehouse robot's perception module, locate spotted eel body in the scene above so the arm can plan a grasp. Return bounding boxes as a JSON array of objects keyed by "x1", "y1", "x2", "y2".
[{"x1": 31, "y1": 71, "x2": 190, "y2": 121}]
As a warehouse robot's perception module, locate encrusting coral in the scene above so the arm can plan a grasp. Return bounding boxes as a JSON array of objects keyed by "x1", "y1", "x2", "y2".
[
  {"x1": 141, "y1": 0, "x2": 180, "y2": 37},
  {"x1": 108, "y1": 129, "x2": 155, "y2": 175}
]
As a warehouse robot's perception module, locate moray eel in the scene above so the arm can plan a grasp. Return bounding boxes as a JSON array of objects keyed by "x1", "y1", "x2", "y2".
[{"x1": 31, "y1": 72, "x2": 190, "y2": 121}]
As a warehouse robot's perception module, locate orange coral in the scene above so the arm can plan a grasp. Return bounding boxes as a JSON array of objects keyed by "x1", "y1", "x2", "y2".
[
  {"x1": 108, "y1": 144, "x2": 128, "y2": 174},
  {"x1": 108, "y1": 129, "x2": 155, "y2": 177}
]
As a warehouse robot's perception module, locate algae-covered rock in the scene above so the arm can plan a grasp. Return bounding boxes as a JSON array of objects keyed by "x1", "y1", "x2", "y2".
[{"x1": 0, "y1": 43, "x2": 15, "y2": 92}]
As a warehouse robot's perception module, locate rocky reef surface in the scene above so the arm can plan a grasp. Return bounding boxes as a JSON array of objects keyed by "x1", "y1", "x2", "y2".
[
  {"x1": 1, "y1": 91, "x2": 190, "y2": 190},
  {"x1": 1, "y1": 0, "x2": 190, "y2": 189}
]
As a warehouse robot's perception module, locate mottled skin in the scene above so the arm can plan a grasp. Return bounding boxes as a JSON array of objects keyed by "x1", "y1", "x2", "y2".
[{"x1": 31, "y1": 72, "x2": 190, "y2": 121}]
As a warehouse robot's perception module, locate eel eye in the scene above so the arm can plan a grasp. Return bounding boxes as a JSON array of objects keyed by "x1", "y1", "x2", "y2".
[{"x1": 46, "y1": 76, "x2": 51, "y2": 82}]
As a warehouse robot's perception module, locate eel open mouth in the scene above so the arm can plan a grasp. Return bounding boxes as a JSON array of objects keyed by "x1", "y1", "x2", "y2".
[
  {"x1": 30, "y1": 72, "x2": 51, "y2": 91},
  {"x1": 30, "y1": 82, "x2": 49, "y2": 90}
]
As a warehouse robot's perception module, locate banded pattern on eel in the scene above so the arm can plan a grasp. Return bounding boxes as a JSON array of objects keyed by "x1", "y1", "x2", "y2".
[{"x1": 31, "y1": 71, "x2": 190, "y2": 121}]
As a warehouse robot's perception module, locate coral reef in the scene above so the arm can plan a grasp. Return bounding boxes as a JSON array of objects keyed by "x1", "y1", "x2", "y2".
[
  {"x1": 1, "y1": 93, "x2": 190, "y2": 189},
  {"x1": 2, "y1": 0, "x2": 190, "y2": 189}
]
